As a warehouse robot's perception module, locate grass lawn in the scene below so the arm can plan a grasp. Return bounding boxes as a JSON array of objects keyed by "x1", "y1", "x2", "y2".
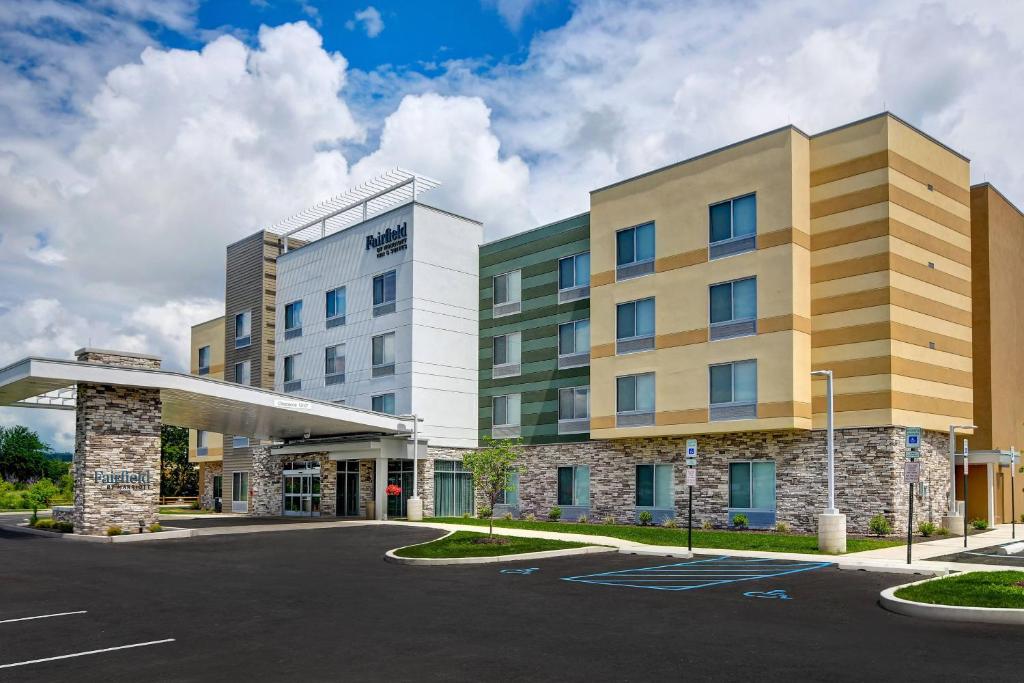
[
  {"x1": 395, "y1": 531, "x2": 592, "y2": 558},
  {"x1": 895, "y1": 571, "x2": 1024, "y2": 609},
  {"x1": 159, "y1": 506, "x2": 205, "y2": 515},
  {"x1": 425, "y1": 517, "x2": 904, "y2": 554}
]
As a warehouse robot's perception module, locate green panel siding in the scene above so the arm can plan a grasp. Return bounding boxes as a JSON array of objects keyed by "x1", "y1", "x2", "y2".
[{"x1": 479, "y1": 215, "x2": 590, "y2": 445}]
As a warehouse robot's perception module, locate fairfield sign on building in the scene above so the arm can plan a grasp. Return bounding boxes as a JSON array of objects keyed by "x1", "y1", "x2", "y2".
[
  {"x1": 94, "y1": 470, "x2": 154, "y2": 490},
  {"x1": 365, "y1": 222, "x2": 408, "y2": 258}
]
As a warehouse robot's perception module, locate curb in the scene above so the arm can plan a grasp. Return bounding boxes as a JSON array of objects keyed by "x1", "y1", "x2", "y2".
[
  {"x1": 880, "y1": 575, "x2": 1024, "y2": 625},
  {"x1": 0, "y1": 523, "x2": 195, "y2": 543},
  {"x1": 384, "y1": 531, "x2": 615, "y2": 566},
  {"x1": 837, "y1": 559, "x2": 949, "y2": 576}
]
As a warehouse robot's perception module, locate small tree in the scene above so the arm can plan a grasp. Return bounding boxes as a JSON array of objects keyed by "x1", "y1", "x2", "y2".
[{"x1": 461, "y1": 437, "x2": 523, "y2": 539}]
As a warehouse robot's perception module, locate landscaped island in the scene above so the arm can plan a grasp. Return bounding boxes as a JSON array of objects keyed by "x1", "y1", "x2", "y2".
[
  {"x1": 894, "y1": 571, "x2": 1024, "y2": 609},
  {"x1": 394, "y1": 531, "x2": 591, "y2": 558},
  {"x1": 424, "y1": 517, "x2": 905, "y2": 554}
]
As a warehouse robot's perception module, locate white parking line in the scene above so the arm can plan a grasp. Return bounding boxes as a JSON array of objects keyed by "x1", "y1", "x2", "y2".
[
  {"x1": 0, "y1": 611, "x2": 87, "y2": 624},
  {"x1": 0, "y1": 639, "x2": 175, "y2": 669}
]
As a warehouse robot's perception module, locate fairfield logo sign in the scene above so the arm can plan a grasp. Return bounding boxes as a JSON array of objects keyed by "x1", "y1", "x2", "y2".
[
  {"x1": 365, "y1": 222, "x2": 408, "y2": 258},
  {"x1": 94, "y1": 470, "x2": 154, "y2": 490}
]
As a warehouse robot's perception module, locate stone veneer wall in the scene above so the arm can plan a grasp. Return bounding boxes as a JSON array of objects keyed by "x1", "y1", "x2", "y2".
[
  {"x1": 200, "y1": 462, "x2": 223, "y2": 510},
  {"x1": 505, "y1": 427, "x2": 949, "y2": 535},
  {"x1": 72, "y1": 350, "x2": 163, "y2": 535}
]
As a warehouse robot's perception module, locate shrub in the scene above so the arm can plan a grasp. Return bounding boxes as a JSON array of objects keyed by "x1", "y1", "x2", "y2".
[
  {"x1": 503, "y1": 512, "x2": 513, "y2": 521},
  {"x1": 603, "y1": 515, "x2": 616, "y2": 525},
  {"x1": 702, "y1": 519, "x2": 714, "y2": 531},
  {"x1": 934, "y1": 525, "x2": 950, "y2": 536},
  {"x1": 917, "y1": 521, "x2": 937, "y2": 537},
  {"x1": 190, "y1": 501, "x2": 201, "y2": 510},
  {"x1": 637, "y1": 510, "x2": 653, "y2": 526},
  {"x1": 970, "y1": 518, "x2": 989, "y2": 530},
  {"x1": 576, "y1": 515, "x2": 588, "y2": 524},
  {"x1": 524, "y1": 513, "x2": 537, "y2": 522},
  {"x1": 54, "y1": 521, "x2": 73, "y2": 533},
  {"x1": 477, "y1": 506, "x2": 493, "y2": 520},
  {"x1": 31, "y1": 518, "x2": 55, "y2": 529},
  {"x1": 1020, "y1": 513, "x2": 1024, "y2": 524},
  {"x1": 661, "y1": 518, "x2": 677, "y2": 528},
  {"x1": 148, "y1": 523, "x2": 163, "y2": 533},
  {"x1": 868, "y1": 514, "x2": 892, "y2": 536},
  {"x1": 774, "y1": 521, "x2": 790, "y2": 533},
  {"x1": 461, "y1": 512, "x2": 471, "y2": 519},
  {"x1": 106, "y1": 525, "x2": 123, "y2": 536},
  {"x1": 548, "y1": 506, "x2": 562, "y2": 521},
  {"x1": 731, "y1": 513, "x2": 749, "y2": 530}
]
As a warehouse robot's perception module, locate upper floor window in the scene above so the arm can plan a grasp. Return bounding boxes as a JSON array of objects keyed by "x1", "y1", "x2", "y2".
[
  {"x1": 616, "y1": 297, "x2": 655, "y2": 354},
  {"x1": 492, "y1": 270, "x2": 522, "y2": 317},
  {"x1": 557, "y1": 319, "x2": 590, "y2": 369},
  {"x1": 709, "y1": 193, "x2": 756, "y2": 259},
  {"x1": 557, "y1": 387, "x2": 590, "y2": 435},
  {"x1": 371, "y1": 332, "x2": 396, "y2": 377},
  {"x1": 372, "y1": 393, "x2": 396, "y2": 415},
  {"x1": 616, "y1": 372, "x2": 655, "y2": 427},
  {"x1": 234, "y1": 360, "x2": 251, "y2": 386},
  {"x1": 325, "y1": 344, "x2": 345, "y2": 385},
  {"x1": 197, "y1": 346, "x2": 211, "y2": 375},
  {"x1": 234, "y1": 311, "x2": 251, "y2": 349},
  {"x1": 558, "y1": 252, "x2": 590, "y2": 303},
  {"x1": 557, "y1": 465, "x2": 590, "y2": 507},
  {"x1": 373, "y1": 270, "x2": 397, "y2": 317},
  {"x1": 492, "y1": 393, "x2": 521, "y2": 430},
  {"x1": 283, "y1": 354, "x2": 300, "y2": 392},
  {"x1": 196, "y1": 430, "x2": 208, "y2": 456},
  {"x1": 492, "y1": 332, "x2": 521, "y2": 378},
  {"x1": 709, "y1": 359, "x2": 757, "y2": 421},
  {"x1": 232, "y1": 436, "x2": 249, "y2": 448},
  {"x1": 709, "y1": 276, "x2": 757, "y2": 340},
  {"x1": 284, "y1": 301, "x2": 303, "y2": 339},
  {"x1": 616, "y1": 222, "x2": 655, "y2": 280},
  {"x1": 326, "y1": 287, "x2": 346, "y2": 328}
]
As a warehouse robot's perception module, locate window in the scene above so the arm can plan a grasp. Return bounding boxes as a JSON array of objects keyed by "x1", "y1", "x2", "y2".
[
  {"x1": 616, "y1": 298, "x2": 655, "y2": 353},
  {"x1": 709, "y1": 359, "x2": 757, "y2": 420},
  {"x1": 325, "y1": 286, "x2": 346, "y2": 327},
  {"x1": 373, "y1": 270, "x2": 397, "y2": 316},
  {"x1": 616, "y1": 223, "x2": 655, "y2": 279},
  {"x1": 197, "y1": 346, "x2": 211, "y2": 375},
  {"x1": 283, "y1": 354, "x2": 300, "y2": 391},
  {"x1": 285, "y1": 301, "x2": 302, "y2": 331},
  {"x1": 234, "y1": 311, "x2": 251, "y2": 348},
  {"x1": 492, "y1": 332, "x2": 521, "y2": 377},
  {"x1": 558, "y1": 387, "x2": 589, "y2": 421},
  {"x1": 196, "y1": 430, "x2": 208, "y2": 456},
  {"x1": 372, "y1": 393, "x2": 396, "y2": 415},
  {"x1": 709, "y1": 277, "x2": 757, "y2": 340},
  {"x1": 558, "y1": 252, "x2": 590, "y2": 302},
  {"x1": 558, "y1": 319, "x2": 590, "y2": 359},
  {"x1": 232, "y1": 436, "x2": 249, "y2": 448},
  {"x1": 371, "y1": 332, "x2": 396, "y2": 376},
  {"x1": 636, "y1": 464, "x2": 673, "y2": 508},
  {"x1": 234, "y1": 360, "x2": 251, "y2": 386},
  {"x1": 232, "y1": 471, "x2": 249, "y2": 507},
  {"x1": 492, "y1": 270, "x2": 522, "y2": 316},
  {"x1": 557, "y1": 465, "x2": 590, "y2": 506},
  {"x1": 325, "y1": 344, "x2": 345, "y2": 385},
  {"x1": 729, "y1": 461, "x2": 776, "y2": 510},
  {"x1": 616, "y1": 373, "x2": 655, "y2": 426},
  {"x1": 496, "y1": 472, "x2": 519, "y2": 506},
  {"x1": 492, "y1": 394, "x2": 521, "y2": 427},
  {"x1": 709, "y1": 193, "x2": 756, "y2": 258}
]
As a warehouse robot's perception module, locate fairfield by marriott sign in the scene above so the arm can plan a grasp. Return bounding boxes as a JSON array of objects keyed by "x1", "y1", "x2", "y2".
[
  {"x1": 365, "y1": 222, "x2": 408, "y2": 258},
  {"x1": 94, "y1": 470, "x2": 154, "y2": 490}
]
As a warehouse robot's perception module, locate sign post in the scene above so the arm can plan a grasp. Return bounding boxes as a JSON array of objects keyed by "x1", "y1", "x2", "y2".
[
  {"x1": 685, "y1": 439, "x2": 697, "y2": 552},
  {"x1": 963, "y1": 440, "x2": 969, "y2": 549},
  {"x1": 1011, "y1": 447, "x2": 1017, "y2": 541},
  {"x1": 905, "y1": 427, "x2": 921, "y2": 564}
]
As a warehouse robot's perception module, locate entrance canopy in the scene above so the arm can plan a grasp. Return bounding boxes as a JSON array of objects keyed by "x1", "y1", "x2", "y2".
[{"x1": 0, "y1": 356, "x2": 405, "y2": 440}]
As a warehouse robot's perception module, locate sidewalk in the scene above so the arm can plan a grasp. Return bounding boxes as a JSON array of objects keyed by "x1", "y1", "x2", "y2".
[{"x1": 392, "y1": 521, "x2": 1024, "y2": 576}]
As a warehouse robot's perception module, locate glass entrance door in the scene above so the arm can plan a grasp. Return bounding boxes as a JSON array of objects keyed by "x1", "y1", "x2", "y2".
[
  {"x1": 283, "y1": 462, "x2": 321, "y2": 517},
  {"x1": 387, "y1": 460, "x2": 415, "y2": 518},
  {"x1": 336, "y1": 460, "x2": 360, "y2": 517}
]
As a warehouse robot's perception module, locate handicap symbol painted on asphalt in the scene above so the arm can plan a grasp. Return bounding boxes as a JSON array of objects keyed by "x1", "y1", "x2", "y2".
[
  {"x1": 743, "y1": 589, "x2": 791, "y2": 600},
  {"x1": 500, "y1": 567, "x2": 539, "y2": 575}
]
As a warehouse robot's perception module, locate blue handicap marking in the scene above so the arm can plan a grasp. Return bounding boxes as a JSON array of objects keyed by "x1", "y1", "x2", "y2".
[
  {"x1": 501, "y1": 567, "x2": 540, "y2": 575},
  {"x1": 744, "y1": 589, "x2": 792, "y2": 600},
  {"x1": 562, "y1": 556, "x2": 831, "y2": 591}
]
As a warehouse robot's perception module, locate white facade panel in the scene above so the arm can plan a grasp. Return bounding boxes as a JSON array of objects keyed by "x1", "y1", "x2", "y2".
[{"x1": 275, "y1": 202, "x2": 481, "y2": 448}]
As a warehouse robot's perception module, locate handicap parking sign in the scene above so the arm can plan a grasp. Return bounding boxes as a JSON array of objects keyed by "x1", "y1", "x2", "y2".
[{"x1": 906, "y1": 427, "x2": 921, "y2": 456}]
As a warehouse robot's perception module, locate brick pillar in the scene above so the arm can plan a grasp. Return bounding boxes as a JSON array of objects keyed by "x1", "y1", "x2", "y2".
[{"x1": 73, "y1": 348, "x2": 162, "y2": 535}]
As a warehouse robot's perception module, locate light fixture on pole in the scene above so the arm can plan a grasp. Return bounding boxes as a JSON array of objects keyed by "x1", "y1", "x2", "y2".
[{"x1": 812, "y1": 369, "x2": 845, "y2": 554}]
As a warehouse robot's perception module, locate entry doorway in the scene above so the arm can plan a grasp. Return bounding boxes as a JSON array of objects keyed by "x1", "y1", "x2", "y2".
[
  {"x1": 336, "y1": 460, "x2": 361, "y2": 517},
  {"x1": 212, "y1": 475, "x2": 223, "y2": 513},
  {"x1": 283, "y1": 462, "x2": 321, "y2": 517},
  {"x1": 387, "y1": 460, "x2": 415, "y2": 518}
]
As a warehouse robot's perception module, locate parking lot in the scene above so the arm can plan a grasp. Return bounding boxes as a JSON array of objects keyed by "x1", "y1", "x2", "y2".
[{"x1": 1, "y1": 524, "x2": 1020, "y2": 682}]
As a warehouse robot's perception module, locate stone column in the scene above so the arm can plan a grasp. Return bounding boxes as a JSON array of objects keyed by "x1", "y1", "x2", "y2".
[{"x1": 73, "y1": 349, "x2": 162, "y2": 535}]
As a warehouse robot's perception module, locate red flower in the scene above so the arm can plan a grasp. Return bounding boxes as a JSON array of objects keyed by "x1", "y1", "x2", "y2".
[{"x1": 385, "y1": 484, "x2": 402, "y2": 496}]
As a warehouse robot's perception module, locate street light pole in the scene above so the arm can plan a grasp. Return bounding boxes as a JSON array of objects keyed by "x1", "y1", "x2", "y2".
[
  {"x1": 401, "y1": 414, "x2": 425, "y2": 521},
  {"x1": 812, "y1": 370, "x2": 836, "y2": 513}
]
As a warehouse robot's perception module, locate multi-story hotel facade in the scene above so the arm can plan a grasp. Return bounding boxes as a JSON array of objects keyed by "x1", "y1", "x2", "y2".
[{"x1": 189, "y1": 114, "x2": 1022, "y2": 534}]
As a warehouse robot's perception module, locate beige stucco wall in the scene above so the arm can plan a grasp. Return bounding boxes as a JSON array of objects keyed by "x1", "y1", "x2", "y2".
[{"x1": 189, "y1": 315, "x2": 225, "y2": 463}]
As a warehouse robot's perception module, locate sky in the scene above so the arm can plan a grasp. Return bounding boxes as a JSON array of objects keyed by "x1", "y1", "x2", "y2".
[{"x1": 2, "y1": 0, "x2": 1024, "y2": 449}]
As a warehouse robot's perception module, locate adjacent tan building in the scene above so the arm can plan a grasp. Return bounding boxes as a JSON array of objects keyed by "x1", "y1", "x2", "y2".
[{"x1": 188, "y1": 315, "x2": 225, "y2": 509}]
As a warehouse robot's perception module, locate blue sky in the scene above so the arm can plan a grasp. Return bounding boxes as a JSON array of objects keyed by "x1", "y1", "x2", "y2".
[{"x1": 2, "y1": 0, "x2": 1024, "y2": 449}]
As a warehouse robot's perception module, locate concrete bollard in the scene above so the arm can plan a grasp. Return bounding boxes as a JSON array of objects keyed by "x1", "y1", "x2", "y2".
[
  {"x1": 406, "y1": 497, "x2": 423, "y2": 522},
  {"x1": 817, "y1": 512, "x2": 847, "y2": 554},
  {"x1": 942, "y1": 514, "x2": 965, "y2": 536}
]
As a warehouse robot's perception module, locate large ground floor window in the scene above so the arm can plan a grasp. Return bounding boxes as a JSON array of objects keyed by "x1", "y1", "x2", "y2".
[
  {"x1": 636, "y1": 463, "x2": 673, "y2": 508},
  {"x1": 434, "y1": 460, "x2": 474, "y2": 517},
  {"x1": 388, "y1": 459, "x2": 414, "y2": 517},
  {"x1": 729, "y1": 461, "x2": 776, "y2": 511},
  {"x1": 496, "y1": 472, "x2": 519, "y2": 506},
  {"x1": 557, "y1": 465, "x2": 590, "y2": 507},
  {"x1": 232, "y1": 471, "x2": 249, "y2": 513}
]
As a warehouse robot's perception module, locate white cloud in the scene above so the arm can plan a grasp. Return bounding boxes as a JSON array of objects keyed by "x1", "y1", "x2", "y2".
[
  {"x1": 346, "y1": 6, "x2": 384, "y2": 38},
  {"x1": 484, "y1": 0, "x2": 543, "y2": 31}
]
